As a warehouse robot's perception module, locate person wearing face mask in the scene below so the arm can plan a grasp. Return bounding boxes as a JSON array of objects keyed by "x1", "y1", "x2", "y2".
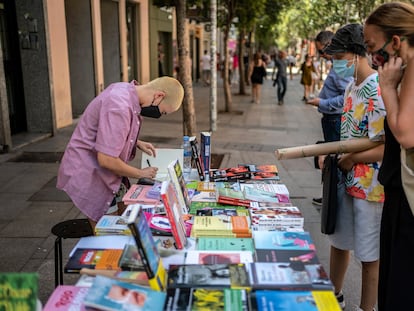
[
  {"x1": 364, "y1": 3, "x2": 414, "y2": 311},
  {"x1": 57, "y1": 77, "x2": 184, "y2": 229},
  {"x1": 323, "y1": 23, "x2": 386, "y2": 311}
]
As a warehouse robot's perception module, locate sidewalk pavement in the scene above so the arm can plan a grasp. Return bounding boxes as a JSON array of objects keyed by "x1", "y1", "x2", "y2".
[{"x1": 0, "y1": 73, "x2": 362, "y2": 309}]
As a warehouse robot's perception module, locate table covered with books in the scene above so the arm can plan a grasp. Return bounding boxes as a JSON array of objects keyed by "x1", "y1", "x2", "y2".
[{"x1": 43, "y1": 140, "x2": 342, "y2": 311}]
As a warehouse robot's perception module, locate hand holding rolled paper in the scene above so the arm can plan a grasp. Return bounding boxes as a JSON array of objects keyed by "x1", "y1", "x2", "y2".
[{"x1": 275, "y1": 138, "x2": 382, "y2": 160}]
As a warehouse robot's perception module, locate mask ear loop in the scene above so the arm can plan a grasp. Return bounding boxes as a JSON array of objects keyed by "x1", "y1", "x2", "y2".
[{"x1": 354, "y1": 54, "x2": 359, "y2": 83}]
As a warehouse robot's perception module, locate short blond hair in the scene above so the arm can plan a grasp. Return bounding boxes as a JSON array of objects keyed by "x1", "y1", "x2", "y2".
[{"x1": 146, "y1": 77, "x2": 184, "y2": 111}]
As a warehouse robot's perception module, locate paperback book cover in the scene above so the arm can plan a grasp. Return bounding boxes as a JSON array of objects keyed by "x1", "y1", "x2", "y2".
[
  {"x1": 196, "y1": 181, "x2": 216, "y2": 192},
  {"x1": 164, "y1": 287, "x2": 250, "y2": 311},
  {"x1": 200, "y1": 131, "x2": 211, "y2": 180},
  {"x1": 190, "y1": 190, "x2": 217, "y2": 203},
  {"x1": 240, "y1": 183, "x2": 290, "y2": 203},
  {"x1": 243, "y1": 186, "x2": 282, "y2": 204},
  {"x1": 189, "y1": 136, "x2": 205, "y2": 181},
  {"x1": 0, "y1": 272, "x2": 38, "y2": 311},
  {"x1": 189, "y1": 201, "x2": 246, "y2": 215},
  {"x1": 167, "y1": 263, "x2": 250, "y2": 289},
  {"x1": 118, "y1": 244, "x2": 145, "y2": 271},
  {"x1": 122, "y1": 184, "x2": 161, "y2": 205},
  {"x1": 249, "y1": 262, "x2": 333, "y2": 291},
  {"x1": 249, "y1": 205, "x2": 304, "y2": 230},
  {"x1": 185, "y1": 250, "x2": 254, "y2": 266},
  {"x1": 94, "y1": 215, "x2": 131, "y2": 235},
  {"x1": 215, "y1": 182, "x2": 251, "y2": 207},
  {"x1": 167, "y1": 159, "x2": 191, "y2": 213},
  {"x1": 196, "y1": 237, "x2": 255, "y2": 252},
  {"x1": 127, "y1": 206, "x2": 167, "y2": 291},
  {"x1": 239, "y1": 164, "x2": 280, "y2": 180},
  {"x1": 209, "y1": 166, "x2": 251, "y2": 182},
  {"x1": 43, "y1": 285, "x2": 89, "y2": 311},
  {"x1": 251, "y1": 290, "x2": 341, "y2": 311},
  {"x1": 253, "y1": 231, "x2": 316, "y2": 250},
  {"x1": 191, "y1": 215, "x2": 251, "y2": 238},
  {"x1": 83, "y1": 275, "x2": 166, "y2": 311},
  {"x1": 255, "y1": 249, "x2": 319, "y2": 265},
  {"x1": 64, "y1": 248, "x2": 122, "y2": 273},
  {"x1": 143, "y1": 212, "x2": 173, "y2": 236},
  {"x1": 195, "y1": 207, "x2": 249, "y2": 217},
  {"x1": 160, "y1": 179, "x2": 188, "y2": 249}
]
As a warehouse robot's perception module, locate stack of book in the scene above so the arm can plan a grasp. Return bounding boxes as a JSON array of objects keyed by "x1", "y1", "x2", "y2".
[{"x1": 44, "y1": 156, "x2": 342, "y2": 311}]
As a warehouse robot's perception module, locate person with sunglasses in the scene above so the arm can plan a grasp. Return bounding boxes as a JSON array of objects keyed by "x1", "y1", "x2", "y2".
[
  {"x1": 364, "y1": 2, "x2": 414, "y2": 310},
  {"x1": 57, "y1": 77, "x2": 184, "y2": 229},
  {"x1": 306, "y1": 31, "x2": 353, "y2": 207}
]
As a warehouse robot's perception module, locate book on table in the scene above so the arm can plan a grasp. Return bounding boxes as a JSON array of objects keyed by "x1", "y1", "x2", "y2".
[
  {"x1": 167, "y1": 159, "x2": 191, "y2": 213},
  {"x1": 196, "y1": 237, "x2": 255, "y2": 252},
  {"x1": 167, "y1": 263, "x2": 250, "y2": 290},
  {"x1": 0, "y1": 272, "x2": 39, "y2": 311},
  {"x1": 122, "y1": 184, "x2": 161, "y2": 206},
  {"x1": 83, "y1": 275, "x2": 166, "y2": 311},
  {"x1": 239, "y1": 163, "x2": 280, "y2": 180},
  {"x1": 215, "y1": 181, "x2": 251, "y2": 207},
  {"x1": 160, "y1": 179, "x2": 188, "y2": 249},
  {"x1": 189, "y1": 201, "x2": 247, "y2": 215},
  {"x1": 209, "y1": 166, "x2": 251, "y2": 182},
  {"x1": 200, "y1": 131, "x2": 211, "y2": 180},
  {"x1": 248, "y1": 262, "x2": 333, "y2": 291},
  {"x1": 191, "y1": 215, "x2": 252, "y2": 238},
  {"x1": 141, "y1": 148, "x2": 183, "y2": 181},
  {"x1": 64, "y1": 248, "x2": 123, "y2": 273},
  {"x1": 43, "y1": 285, "x2": 89, "y2": 311},
  {"x1": 249, "y1": 205, "x2": 304, "y2": 231},
  {"x1": 127, "y1": 205, "x2": 167, "y2": 291},
  {"x1": 189, "y1": 135, "x2": 205, "y2": 181},
  {"x1": 185, "y1": 250, "x2": 254, "y2": 266},
  {"x1": 94, "y1": 215, "x2": 131, "y2": 235},
  {"x1": 253, "y1": 230, "x2": 316, "y2": 250},
  {"x1": 255, "y1": 249, "x2": 320, "y2": 264},
  {"x1": 250, "y1": 289, "x2": 342, "y2": 311},
  {"x1": 164, "y1": 287, "x2": 250, "y2": 311},
  {"x1": 118, "y1": 243, "x2": 145, "y2": 271}
]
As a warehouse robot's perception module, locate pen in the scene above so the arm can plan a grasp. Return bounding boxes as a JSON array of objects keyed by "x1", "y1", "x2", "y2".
[{"x1": 147, "y1": 159, "x2": 151, "y2": 167}]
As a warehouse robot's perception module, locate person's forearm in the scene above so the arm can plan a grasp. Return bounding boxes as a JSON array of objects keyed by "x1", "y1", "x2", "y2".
[
  {"x1": 350, "y1": 143, "x2": 385, "y2": 164},
  {"x1": 97, "y1": 152, "x2": 142, "y2": 179}
]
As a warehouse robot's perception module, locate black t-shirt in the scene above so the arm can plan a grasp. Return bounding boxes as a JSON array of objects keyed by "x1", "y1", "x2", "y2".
[{"x1": 378, "y1": 118, "x2": 401, "y2": 189}]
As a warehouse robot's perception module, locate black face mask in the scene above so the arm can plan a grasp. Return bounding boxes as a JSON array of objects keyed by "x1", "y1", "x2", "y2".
[{"x1": 140, "y1": 105, "x2": 162, "y2": 118}]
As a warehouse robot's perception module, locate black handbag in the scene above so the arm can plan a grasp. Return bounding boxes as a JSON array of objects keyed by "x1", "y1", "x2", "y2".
[{"x1": 321, "y1": 154, "x2": 339, "y2": 234}]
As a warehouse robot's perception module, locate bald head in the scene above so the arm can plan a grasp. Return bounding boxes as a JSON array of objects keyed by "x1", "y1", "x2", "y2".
[{"x1": 145, "y1": 77, "x2": 184, "y2": 112}]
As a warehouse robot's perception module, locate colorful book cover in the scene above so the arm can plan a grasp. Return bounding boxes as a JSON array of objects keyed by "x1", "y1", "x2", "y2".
[
  {"x1": 255, "y1": 249, "x2": 319, "y2": 264},
  {"x1": 94, "y1": 215, "x2": 131, "y2": 235},
  {"x1": 200, "y1": 132, "x2": 211, "y2": 180},
  {"x1": 118, "y1": 244, "x2": 145, "y2": 271},
  {"x1": 0, "y1": 273, "x2": 38, "y2": 311},
  {"x1": 249, "y1": 262, "x2": 332, "y2": 290},
  {"x1": 127, "y1": 206, "x2": 167, "y2": 291},
  {"x1": 240, "y1": 183, "x2": 290, "y2": 202},
  {"x1": 164, "y1": 288, "x2": 250, "y2": 311},
  {"x1": 167, "y1": 263, "x2": 250, "y2": 289},
  {"x1": 122, "y1": 184, "x2": 160, "y2": 205},
  {"x1": 83, "y1": 275, "x2": 166, "y2": 311},
  {"x1": 43, "y1": 285, "x2": 89, "y2": 311},
  {"x1": 189, "y1": 136, "x2": 205, "y2": 181},
  {"x1": 196, "y1": 181, "x2": 216, "y2": 192},
  {"x1": 143, "y1": 212, "x2": 173, "y2": 236},
  {"x1": 191, "y1": 215, "x2": 251, "y2": 238},
  {"x1": 251, "y1": 290, "x2": 341, "y2": 311},
  {"x1": 190, "y1": 190, "x2": 217, "y2": 203},
  {"x1": 249, "y1": 206, "x2": 304, "y2": 229},
  {"x1": 160, "y1": 179, "x2": 188, "y2": 249},
  {"x1": 253, "y1": 231, "x2": 316, "y2": 250},
  {"x1": 239, "y1": 164, "x2": 280, "y2": 180},
  {"x1": 167, "y1": 159, "x2": 191, "y2": 213},
  {"x1": 209, "y1": 166, "x2": 251, "y2": 182},
  {"x1": 196, "y1": 237, "x2": 255, "y2": 252},
  {"x1": 94, "y1": 249, "x2": 123, "y2": 270},
  {"x1": 189, "y1": 201, "x2": 246, "y2": 215},
  {"x1": 215, "y1": 182, "x2": 251, "y2": 207},
  {"x1": 243, "y1": 186, "x2": 282, "y2": 203},
  {"x1": 65, "y1": 248, "x2": 121, "y2": 273},
  {"x1": 185, "y1": 250, "x2": 254, "y2": 266}
]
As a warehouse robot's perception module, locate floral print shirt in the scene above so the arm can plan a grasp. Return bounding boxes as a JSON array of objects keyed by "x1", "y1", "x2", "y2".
[{"x1": 341, "y1": 73, "x2": 386, "y2": 202}]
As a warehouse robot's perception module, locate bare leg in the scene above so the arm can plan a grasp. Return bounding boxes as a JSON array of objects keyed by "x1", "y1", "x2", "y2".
[
  {"x1": 329, "y1": 245, "x2": 351, "y2": 294},
  {"x1": 360, "y1": 260, "x2": 379, "y2": 311},
  {"x1": 256, "y1": 84, "x2": 262, "y2": 104}
]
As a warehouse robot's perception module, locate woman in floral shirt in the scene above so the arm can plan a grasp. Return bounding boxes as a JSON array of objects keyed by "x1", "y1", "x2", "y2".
[{"x1": 323, "y1": 24, "x2": 385, "y2": 311}]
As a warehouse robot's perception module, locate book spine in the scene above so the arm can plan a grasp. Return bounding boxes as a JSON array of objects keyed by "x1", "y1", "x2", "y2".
[{"x1": 200, "y1": 132, "x2": 211, "y2": 181}]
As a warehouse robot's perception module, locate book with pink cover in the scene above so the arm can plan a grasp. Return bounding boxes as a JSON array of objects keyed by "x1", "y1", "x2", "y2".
[
  {"x1": 43, "y1": 285, "x2": 89, "y2": 311},
  {"x1": 122, "y1": 184, "x2": 161, "y2": 205},
  {"x1": 185, "y1": 250, "x2": 254, "y2": 266}
]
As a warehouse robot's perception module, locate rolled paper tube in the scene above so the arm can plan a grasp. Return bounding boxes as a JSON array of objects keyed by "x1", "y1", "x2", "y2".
[{"x1": 275, "y1": 138, "x2": 382, "y2": 160}]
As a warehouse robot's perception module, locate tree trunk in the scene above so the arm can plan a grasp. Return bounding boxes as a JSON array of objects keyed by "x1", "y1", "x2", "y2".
[
  {"x1": 223, "y1": 27, "x2": 232, "y2": 112},
  {"x1": 176, "y1": 0, "x2": 197, "y2": 136},
  {"x1": 238, "y1": 28, "x2": 246, "y2": 95}
]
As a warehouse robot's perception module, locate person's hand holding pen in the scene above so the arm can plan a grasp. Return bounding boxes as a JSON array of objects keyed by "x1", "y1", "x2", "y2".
[{"x1": 141, "y1": 159, "x2": 158, "y2": 179}]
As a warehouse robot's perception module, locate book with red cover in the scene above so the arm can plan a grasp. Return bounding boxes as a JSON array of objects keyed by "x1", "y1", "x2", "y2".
[
  {"x1": 239, "y1": 164, "x2": 280, "y2": 180},
  {"x1": 64, "y1": 248, "x2": 122, "y2": 273},
  {"x1": 122, "y1": 184, "x2": 161, "y2": 205},
  {"x1": 209, "y1": 166, "x2": 251, "y2": 182},
  {"x1": 215, "y1": 182, "x2": 251, "y2": 207},
  {"x1": 43, "y1": 285, "x2": 89, "y2": 311},
  {"x1": 160, "y1": 180, "x2": 188, "y2": 249}
]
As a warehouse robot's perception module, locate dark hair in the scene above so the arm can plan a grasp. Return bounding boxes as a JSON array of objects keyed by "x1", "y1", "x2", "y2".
[
  {"x1": 365, "y1": 2, "x2": 414, "y2": 47},
  {"x1": 315, "y1": 31, "x2": 334, "y2": 45}
]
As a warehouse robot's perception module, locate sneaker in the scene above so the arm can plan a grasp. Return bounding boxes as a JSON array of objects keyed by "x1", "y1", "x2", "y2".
[
  {"x1": 312, "y1": 197, "x2": 322, "y2": 206},
  {"x1": 335, "y1": 291, "x2": 346, "y2": 309}
]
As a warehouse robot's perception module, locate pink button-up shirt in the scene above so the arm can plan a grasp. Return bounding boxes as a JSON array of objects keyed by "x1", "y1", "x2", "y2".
[{"x1": 57, "y1": 81, "x2": 141, "y2": 221}]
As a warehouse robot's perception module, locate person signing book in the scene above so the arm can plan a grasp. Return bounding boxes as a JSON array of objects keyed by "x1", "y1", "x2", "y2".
[{"x1": 57, "y1": 77, "x2": 184, "y2": 229}]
